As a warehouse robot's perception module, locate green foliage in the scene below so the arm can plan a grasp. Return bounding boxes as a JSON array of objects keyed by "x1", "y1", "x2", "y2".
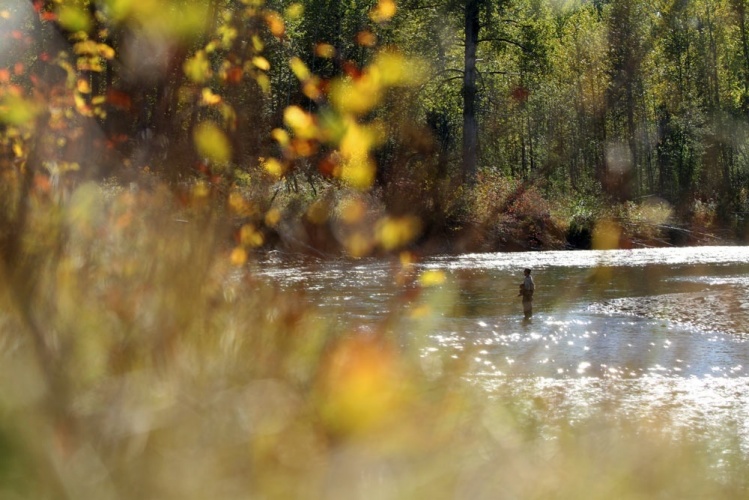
[{"x1": 1, "y1": 1, "x2": 749, "y2": 495}]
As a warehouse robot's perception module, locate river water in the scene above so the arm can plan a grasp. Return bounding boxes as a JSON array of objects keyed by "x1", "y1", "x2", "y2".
[{"x1": 252, "y1": 246, "x2": 749, "y2": 455}]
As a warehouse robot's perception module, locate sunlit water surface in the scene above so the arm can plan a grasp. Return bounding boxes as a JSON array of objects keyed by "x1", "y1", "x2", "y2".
[{"x1": 252, "y1": 247, "x2": 749, "y2": 455}]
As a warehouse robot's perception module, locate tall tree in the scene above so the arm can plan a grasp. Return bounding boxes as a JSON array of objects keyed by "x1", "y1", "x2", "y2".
[
  {"x1": 462, "y1": 0, "x2": 480, "y2": 183},
  {"x1": 605, "y1": 0, "x2": 649, "y2": 200}
]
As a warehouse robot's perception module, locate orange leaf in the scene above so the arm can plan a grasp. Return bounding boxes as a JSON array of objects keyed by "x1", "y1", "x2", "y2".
[
  {"x1": 265, "y1": 11, "x2": 285, "y2": 38},
  {"x1": 356, "y1": 31, "x2": 377, "y2": 47},
  {"x1": 33, "y1": 174, "x2": 51, "y2": 193},
  {"x1": 315, "y1": 43, "x2": 336, "y2": 58}
]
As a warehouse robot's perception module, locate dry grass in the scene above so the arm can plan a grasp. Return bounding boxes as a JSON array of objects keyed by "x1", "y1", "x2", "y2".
[{"x1": 0, "y1": 180, "x2": 747, "y2": 499}]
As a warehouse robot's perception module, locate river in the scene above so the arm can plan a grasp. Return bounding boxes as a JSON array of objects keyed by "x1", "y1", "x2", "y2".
[{"x1": 251, "y1": 246, "x2": 749, "y2": 456}]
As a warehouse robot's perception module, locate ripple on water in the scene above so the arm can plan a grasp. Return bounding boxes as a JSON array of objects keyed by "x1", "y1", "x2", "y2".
[
  {"x1": 427, "y1": 312, "x2": 748, "y2": 380},
  {"x1": 253, "y1": 247, "x2": 749, "y2": 459}
]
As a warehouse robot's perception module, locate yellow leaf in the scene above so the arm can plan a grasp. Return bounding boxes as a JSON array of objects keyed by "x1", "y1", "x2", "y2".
[
  {"x1": 73, "y1": 40, "x2": 99, "y2": 55},
  {"x1": 339, "y1": 156, "x2": 376, "y2": 190},
  {"x1": 60, "y1": 162, "x2": 80, "y2": 173},
  {"x1": 271, "y1": 128, "x2": 290, "y2": 147},
  {"x1": 283, "y1": 105, "x2": 317, "y2": 139},
  {"x1": 315, "y1": 43, "x2": 336, "y2": 59},
  {"x1": 372, "y1": 51, "x2": 422, "y2": 86},
  {"x1": 316, "y1": 336, "x2": 409, "y2": 435},
  {"x1": 286, "y1": 3, "x2": 304, "y2": 19},
  {"x1": 369, "y1": 0, "x2": 397, "y2": 23},
  {"x1": 339, "y1": 121, "x2": 378, "y2": 159},
  {"x1": 205, "y1": 40, "x2": 219, "y2": 53},
  {"x1": 217, "y1": 25, "x2": 238, "y2": 48},
  {"x1": 228, "y1": 192, "x2": 255, "y2": 216},
  {"x1": 77, "y1": 79, "x2": 91, "y2": 94},
  {"x1": 76, "y1": 56, "x2": 105, "y2": 72},
  {"x1": 252, "y1": 56, "x2": 270, "y2": 71},
  {"x1": 376, "y1": 215, "x2": 421, "y2": 250},
  {"x1": 256, "y1": 73, "x2": 270, "y2": 94},
  {"x1": 330, "y1": 77, "x2": 381, "y2": 115},
  {"x1": 420, "y1": 270, "x2": 446, "y2": 287},
  {"x1": 230, "y1": 246, "x2": 248, "y2": 266},
  {"x1": 97, "y1": 43, "x2": 115, "y2": 60},
  {"x1": 240, "y1": 224, "x2": 264, "y2": 247},
  {"x1": 289, "y1": 57, "x2": 310, "y2": 81},
  {"x1": 74, "y1": 93, "x2": 93, "y2": 116},
  {"x1": 193, "y1": 181, "x2": 210, "y2": 199},
  {"x1": 201, "y1": 88, "x2": 222, "y2": 105},
  {"x1": 184, "y1": 51, "x2": 211, "y2": 84},
  {"x1": 193, "y1": 122, "x2": 232, "y2": 166},
  {"x1": 262, "y1": 157, "x2": 285, "y2": 178}
]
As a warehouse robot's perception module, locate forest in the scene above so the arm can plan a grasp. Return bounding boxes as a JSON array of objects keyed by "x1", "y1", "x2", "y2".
[
  {"x1": 3, "y1": 1, "x2": 749, "y2": 498},
  {"x1": 3, "y1": 0, "x2": 749, "y2": 258}
]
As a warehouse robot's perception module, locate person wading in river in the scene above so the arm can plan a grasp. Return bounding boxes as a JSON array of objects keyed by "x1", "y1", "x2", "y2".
[{"x1": 518, "y1": 268, "x2": 535, "y2": 320}]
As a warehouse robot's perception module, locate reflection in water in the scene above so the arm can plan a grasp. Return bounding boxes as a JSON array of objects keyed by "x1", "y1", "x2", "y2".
[{"x1": 253, "y1": 247, "x2": 749, "y2": 456}]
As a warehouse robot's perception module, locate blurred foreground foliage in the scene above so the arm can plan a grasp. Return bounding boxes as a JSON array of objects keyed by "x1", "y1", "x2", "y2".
[
  {"x1": 0, "y1": 182, "x2": 748, "y2": 498},
  {"x1": 0, "y1": 0, "x2": 748, "y2": 497}
]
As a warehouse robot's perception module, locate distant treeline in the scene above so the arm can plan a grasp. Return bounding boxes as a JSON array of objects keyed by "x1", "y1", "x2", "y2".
[{"x1": 3, "y1": 0, "x2": 749, "y2": 253}]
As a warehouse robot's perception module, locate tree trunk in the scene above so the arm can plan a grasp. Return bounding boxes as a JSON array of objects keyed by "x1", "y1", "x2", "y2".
[{"x1": 462, "y1": 0, "x2": 480, "y2": 184}]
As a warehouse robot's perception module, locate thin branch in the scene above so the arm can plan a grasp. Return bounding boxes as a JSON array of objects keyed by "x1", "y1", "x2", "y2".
[
  {"x1": 497, "y1": 19, "x2": 533, "y2": 28},
  {"x1": 477, "y1": 37, "x2": 529, "y2": 51}
]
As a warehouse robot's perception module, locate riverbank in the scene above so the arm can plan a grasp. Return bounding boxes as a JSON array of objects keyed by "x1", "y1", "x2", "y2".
[
  {"x1": 253, "y1": 178, "x2": 741, "y2": 257},
  {"x1": 262, "y1": 211, "x2": 739, "y2": 258}
]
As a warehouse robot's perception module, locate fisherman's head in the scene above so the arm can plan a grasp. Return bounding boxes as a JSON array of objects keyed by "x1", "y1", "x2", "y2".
[{"x1": 524, "y1": 268, "x2": 531, "y2": 276}]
